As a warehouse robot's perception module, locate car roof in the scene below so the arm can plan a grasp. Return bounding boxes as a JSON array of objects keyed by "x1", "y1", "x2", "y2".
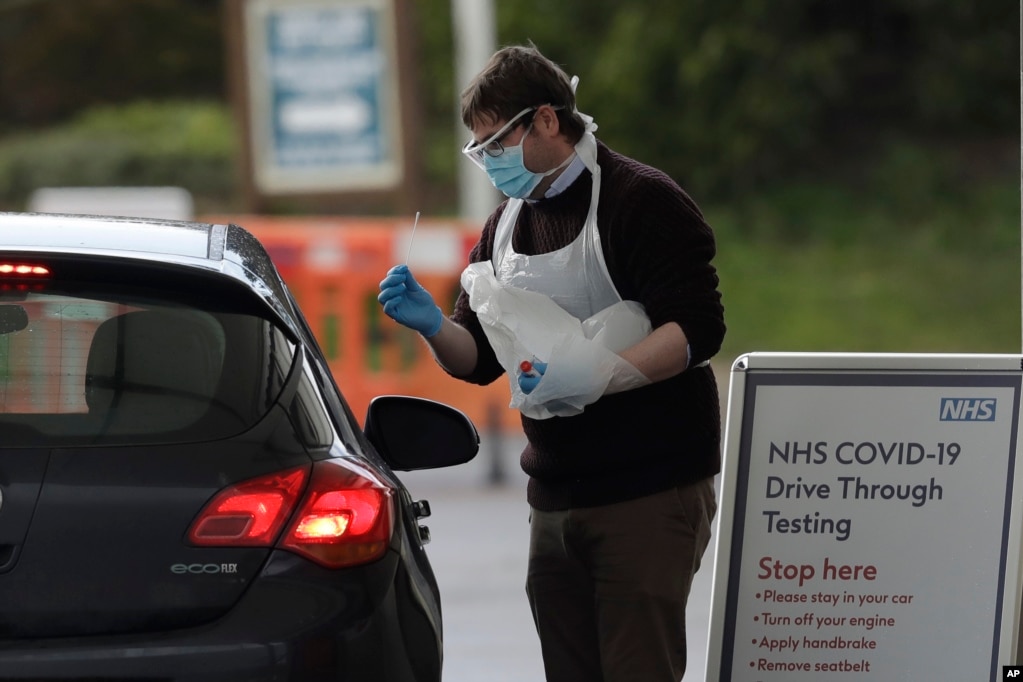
[{"x1": 0, "y1": 212, "x2": 302, "y2": 335}]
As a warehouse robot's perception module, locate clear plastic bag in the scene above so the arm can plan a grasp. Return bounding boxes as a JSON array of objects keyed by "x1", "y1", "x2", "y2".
[{"x1": 461, "y1": 262, "x2": 651, "y2": 419}]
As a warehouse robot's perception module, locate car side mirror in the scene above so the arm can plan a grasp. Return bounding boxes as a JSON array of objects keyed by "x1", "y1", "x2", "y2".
[{"x1": 364, "y1": 395, "x2": 479, "y2": 471}]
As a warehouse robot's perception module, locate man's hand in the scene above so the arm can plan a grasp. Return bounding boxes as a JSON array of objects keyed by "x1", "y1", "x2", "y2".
[
  {"x1": 517, "y1": 360, "x2": 548, "y2": 394},
  {"x1": 378, "y1": 264, "x2": 443, "y2": 337}
]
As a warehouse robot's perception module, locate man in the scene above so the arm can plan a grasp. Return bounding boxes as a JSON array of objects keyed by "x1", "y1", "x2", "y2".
[{"x1": 378, "y1": 44, "x2": 724, "y2": 682}]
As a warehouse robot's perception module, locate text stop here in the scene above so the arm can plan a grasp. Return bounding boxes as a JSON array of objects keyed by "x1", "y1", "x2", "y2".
[{"x1": 758, "y1": 556, "x2": 877, "y2": 587}]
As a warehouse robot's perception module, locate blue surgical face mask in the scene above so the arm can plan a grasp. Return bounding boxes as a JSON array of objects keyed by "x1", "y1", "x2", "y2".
[
  {"x1": 482, "y1": 126, "x2": 545, "y2": 199},
  {"x1": 483, "y1": 125, "x2": 573, "y2": 199}
]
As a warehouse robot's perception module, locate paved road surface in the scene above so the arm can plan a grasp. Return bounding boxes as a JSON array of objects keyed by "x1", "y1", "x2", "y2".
[{"x1": 401, "y1": 432, "x2": 717, "y2": 682}]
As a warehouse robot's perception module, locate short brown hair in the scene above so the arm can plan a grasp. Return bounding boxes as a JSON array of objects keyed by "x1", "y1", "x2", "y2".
[{"x1": 460, "y1": 44, "x2": 586, "y2": 143}]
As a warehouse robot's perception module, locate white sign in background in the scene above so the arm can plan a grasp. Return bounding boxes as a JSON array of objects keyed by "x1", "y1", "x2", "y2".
[
  {"x1": 245, "y1": 0, "x2": 402, "y2": 195},
  {"x1": 707, "y1": 356, "x2": 1023, "y2": 682}
]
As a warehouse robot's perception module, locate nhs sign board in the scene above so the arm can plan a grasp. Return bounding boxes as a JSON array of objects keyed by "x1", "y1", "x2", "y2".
[{"x1": 940, "y1": 397, "x2": 997, "y2": 421}]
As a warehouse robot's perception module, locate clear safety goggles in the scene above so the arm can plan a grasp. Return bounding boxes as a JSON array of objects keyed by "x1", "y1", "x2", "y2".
[{"x1": 461, "y1": 105, "x2": 563, "y2": 169}]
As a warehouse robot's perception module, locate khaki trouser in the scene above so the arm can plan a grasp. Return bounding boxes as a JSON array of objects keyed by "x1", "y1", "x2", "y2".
[{"x1": 526, "y1": 478, "x2": 716, "y2": 682}]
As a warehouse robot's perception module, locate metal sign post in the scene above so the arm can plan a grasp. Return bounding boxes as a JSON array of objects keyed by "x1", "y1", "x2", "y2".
[{"x1": 452, "y1": 0, "x2": 498, "y2": 221}]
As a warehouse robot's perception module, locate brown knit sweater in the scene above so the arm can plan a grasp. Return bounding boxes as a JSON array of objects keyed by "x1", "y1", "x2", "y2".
[{"x1": 451, "y1": 141, "x2": 725, "y2": 511}]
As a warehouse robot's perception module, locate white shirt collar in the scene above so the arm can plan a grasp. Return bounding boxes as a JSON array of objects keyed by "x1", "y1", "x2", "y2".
[{"x1": 543, "y1": 153, "x2": 587, "y2": 199}]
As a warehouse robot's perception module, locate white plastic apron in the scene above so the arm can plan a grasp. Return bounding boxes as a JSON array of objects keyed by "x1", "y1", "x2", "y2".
[
  {"x1": 491, "y1": 127, "x2": 618, "y2": 320},
  {"x1": 461, "y1": 118, "x2": 651, "y2": 419}
]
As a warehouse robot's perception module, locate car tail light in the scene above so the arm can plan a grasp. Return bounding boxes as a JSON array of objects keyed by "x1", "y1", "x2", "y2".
[
  {"x1": 187, "y1": 461, "x2": 394, "y2": 570},
  {"x1": 279, "y1": 460, "x2": 394, "y2": 569},
  {"x1": 189, "y1": 466, "x2": 309, "y2": 546}
]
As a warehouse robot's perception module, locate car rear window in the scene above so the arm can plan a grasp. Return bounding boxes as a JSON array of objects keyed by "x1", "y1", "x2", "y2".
[{"x1": 0, "y1": 270, "x2": 296, "y2": 446}]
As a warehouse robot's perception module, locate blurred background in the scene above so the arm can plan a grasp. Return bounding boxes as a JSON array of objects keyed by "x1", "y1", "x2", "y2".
[{"x1": 0, "y1": 0, "x2": 1019, "y2": 432}]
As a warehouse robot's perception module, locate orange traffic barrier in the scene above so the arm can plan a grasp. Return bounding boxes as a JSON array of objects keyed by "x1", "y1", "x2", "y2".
[{"x1": 203, "y1": 215, "x2": 522, "y2": 434}]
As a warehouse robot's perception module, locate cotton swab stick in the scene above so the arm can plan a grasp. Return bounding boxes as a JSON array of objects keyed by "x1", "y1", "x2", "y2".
[{"x1": 405, "y1": 211, "x2": 421, "y2": 265}]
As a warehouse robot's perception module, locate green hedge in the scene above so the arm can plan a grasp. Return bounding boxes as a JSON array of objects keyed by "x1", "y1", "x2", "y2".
[{"x1": 0, "y1": 100, "x2": 237, "y2": 210}]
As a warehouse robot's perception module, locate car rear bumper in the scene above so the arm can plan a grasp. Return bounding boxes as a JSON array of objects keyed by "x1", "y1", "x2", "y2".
[{"x1": 0, "y1": 551, "x2": 442, "y2": 682}]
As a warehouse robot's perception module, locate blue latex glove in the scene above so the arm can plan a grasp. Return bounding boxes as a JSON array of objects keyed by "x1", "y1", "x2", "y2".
[
  {"x1": 517, "y1": 360, "x2": 548, "y2": 394},
  {"x1": 378, "y1": 264, "x2": 443, "y2": 337}
]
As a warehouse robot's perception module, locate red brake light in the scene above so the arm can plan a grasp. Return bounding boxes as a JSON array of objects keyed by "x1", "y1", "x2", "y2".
[
  {"x1": 187, "y1": 461, "x2": 394, "y2": 570},
  {"x1": 189, "y1": 467, "x2": 309, "y2": 546},
  {"x1": 280, "y1": 460, "x2": 394, "y2": 569},
  {"x1": 0, "y1": 264, "x2": 49, "y2": 276}
]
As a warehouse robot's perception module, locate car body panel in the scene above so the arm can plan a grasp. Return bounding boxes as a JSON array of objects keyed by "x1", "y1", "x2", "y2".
[{"x1": 0, "y1": 406, "x2": 311, "y2": 638}]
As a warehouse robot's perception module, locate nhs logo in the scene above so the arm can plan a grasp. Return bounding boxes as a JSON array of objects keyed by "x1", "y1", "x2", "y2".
[{"x1": 940, "y1": 398, "x2": 996, "y2": 422}]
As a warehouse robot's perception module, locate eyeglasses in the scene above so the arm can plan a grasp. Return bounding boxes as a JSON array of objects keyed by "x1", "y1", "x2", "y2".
[{"x1": 461, "y1": 105, "x2": 564, "y2": 169}]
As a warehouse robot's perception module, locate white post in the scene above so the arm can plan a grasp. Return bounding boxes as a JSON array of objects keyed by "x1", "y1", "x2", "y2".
[
  {"x1": 452, "y1": 0, "x2": 499, "y2": 221},
  {"x1": 1018, "y1": 4, "x2": 1023, "y2": 664}
]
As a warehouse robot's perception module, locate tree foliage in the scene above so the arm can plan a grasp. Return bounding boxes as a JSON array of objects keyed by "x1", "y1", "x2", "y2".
[
  {"x1": 0, "y1": 0, "x2": 223, "y2": 128},
  {"x1": 409, "y1": 0, "x2": 1016, "y2": 203},
  {"x1": 483, "y1": 0, "x2": 1017, "y2": 198},
  {"x1": 0, "y1": 0, "x2": 1016, "y2": 206}
]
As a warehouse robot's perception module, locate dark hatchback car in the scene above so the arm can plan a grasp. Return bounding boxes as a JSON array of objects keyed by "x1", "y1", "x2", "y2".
[{"x1": 0, "y1": 212, "x2": 478, "y2": 681}]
